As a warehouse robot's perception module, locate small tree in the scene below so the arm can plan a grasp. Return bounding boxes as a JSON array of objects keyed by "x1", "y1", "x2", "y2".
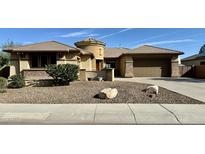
[
  {"x1": 46, "y1": 64, "x2": 79, "y2": 86},
  {"x1": 199, "y1": 44, "x2": 205, "y2": 54},
  {"x1": 0, "y1": 40, "x2": 21, "y2": 68},
  {"x1": 0, "y1": 53, "x2": 9, "y2": 67}
]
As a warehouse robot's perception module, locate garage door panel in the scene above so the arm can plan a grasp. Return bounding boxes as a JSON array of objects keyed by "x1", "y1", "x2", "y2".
[{"x1": 133, "y1": 58, "x2": 170, "y2": 77}]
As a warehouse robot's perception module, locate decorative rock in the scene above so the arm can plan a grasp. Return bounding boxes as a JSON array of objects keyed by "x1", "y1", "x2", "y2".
[
  {"x1": 145, "y1": 85, "x2": 159, "y2": 95},
  {"x1": 97, "y1": 77, "x2": 103, "y2": 81},
  {"x1": 98, "y1": 88, "x2": 118, "y2": 99}
]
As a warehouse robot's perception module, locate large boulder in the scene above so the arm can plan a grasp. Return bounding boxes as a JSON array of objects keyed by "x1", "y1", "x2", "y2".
[{"x1": 98, "y1": 88, "x2": 118, "y2": 99}]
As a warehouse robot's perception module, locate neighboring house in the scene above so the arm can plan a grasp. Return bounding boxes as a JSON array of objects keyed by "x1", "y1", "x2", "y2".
[
  {"x1": 3, "y1": 38, "x2": 183, "y2": 80},
  {"x1": 181, "y1": 53, "x2": 205, "y2": 66},
  {"x1": 181, "y1": 53, "x2": 205, "y2": 79}
]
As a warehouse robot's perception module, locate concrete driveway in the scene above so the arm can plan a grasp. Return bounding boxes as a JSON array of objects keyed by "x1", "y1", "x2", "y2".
[
  {"x1": 116, "y1": 77, "x2": 205, "y2": 102},
  {"x1": 1, "y1": 104, "x2": 205, "y2": 124}
]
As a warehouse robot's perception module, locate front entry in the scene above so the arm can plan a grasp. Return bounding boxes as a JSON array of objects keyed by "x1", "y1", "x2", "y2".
[{"x1": 96, "y1": 60, "x2": 103, "y2": 71}]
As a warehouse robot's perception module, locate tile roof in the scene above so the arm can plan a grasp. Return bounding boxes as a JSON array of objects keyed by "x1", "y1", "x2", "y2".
[
  {"x1": 3, "y1": 41, "x2": 78, "y2": 52},
  {"x1": 182, "y1": 53, "x2": 205, "y2": 61},
  {"x1": 76, "y1": 48, "x2": 93, "y2": 56},
  {"x1": 104, "y1": 48, "x2": 130, "y2": 58},
  {"x1": 128, "y1": 45, "x2": 183, "y2": 55},
  {"x1": 74, "y1": 38, "x2": 106, "y2": 47}
]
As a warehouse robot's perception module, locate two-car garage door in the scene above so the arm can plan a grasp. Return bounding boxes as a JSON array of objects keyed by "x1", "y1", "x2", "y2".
[{"x1": 133, "y1": 58, "x2": 171, "y2": 77}]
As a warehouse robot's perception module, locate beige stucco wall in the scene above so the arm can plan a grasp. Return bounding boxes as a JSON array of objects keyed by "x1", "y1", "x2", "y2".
[
  {"x1": 171, "y1": 55, "x2": 180, "y2": 77},
  {"x1": 119, "y1": 55, "x2": 133, "y2": 77},
  {"x1": 91, "y1": 58, "x2": 96, "y2": 70},
  {"x1": 57, "y1": 52, "x2": 80, "y2": 66},
  {"x1": 9, "y1": 53, "x2": 19, "y2": 76},
  {"x1": 79, "y1": 68, "x2": 115, "y2": 81},
  {"x1": 80, "y1": 44, "x2": 104, "y2": 60},
  {"x1": 19, "y1": 60, "x2": 30, "y2": 72},
  {"x1": 9, "y1": 53, "x2": 31, "y2": 76},
  {"x1": 80, "y1": 55, "x2": 92, "y2": 71},
  {"x1": 119, "y1": 56, "x2": 125, "y2": 77},
  {"x1": 182, "y1": 59, "x2": 205, "y2": 66},
  {"x1": 10, "y1": 60, "x2": 19, "y2": 76}
]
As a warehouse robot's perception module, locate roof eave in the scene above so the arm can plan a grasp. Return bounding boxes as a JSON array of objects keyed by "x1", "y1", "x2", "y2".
[
  {"x1": 3, "y1": 49, "x2": 79, "y2": 52},
  {"x1": 182, "y1": 56, "x2": 205, "y2": 61},
  {"x1": 123, "y1": 52, "x2": 183, "y2": 55}
]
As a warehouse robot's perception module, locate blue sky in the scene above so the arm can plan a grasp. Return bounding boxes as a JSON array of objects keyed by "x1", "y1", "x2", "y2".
[{"x1": 0, "y1": 28, "x2": 205, "y2": 58}]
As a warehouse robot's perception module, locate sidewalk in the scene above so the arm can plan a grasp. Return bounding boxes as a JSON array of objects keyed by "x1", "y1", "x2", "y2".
[{"x1": 0, "y1": 104, "x2": 205, "y2": 124}]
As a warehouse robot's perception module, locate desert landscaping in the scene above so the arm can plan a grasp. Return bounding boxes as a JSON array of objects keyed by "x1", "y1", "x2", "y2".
[{"x1": 0, "y1": 81, "x2": 203, "y2": 104}]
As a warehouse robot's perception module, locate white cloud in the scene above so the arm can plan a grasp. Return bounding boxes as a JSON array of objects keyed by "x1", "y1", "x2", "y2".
[
  {"x1": 23, "y1": 41, "x2": 33, "y2": 45},
  {"x1": 98, "y1": 28, "x2": 132, "y2": 39},
  {"x1": 134, "y1": 39, "x2": 194, "y2": 48},
  {"x1": 59, "y1": 30, "x2": 99, "y2": 38},
  {"x1": 59, "y1": 31, "x2": 88, "y2": 38},
  {"x1": 87, "y1": 33, "x2": 99, "y2": 37}
]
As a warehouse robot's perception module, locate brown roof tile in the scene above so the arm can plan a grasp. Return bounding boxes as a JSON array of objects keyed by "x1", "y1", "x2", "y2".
[
  {"x1": 76, "y1": 48, "x2": 93, "y2": 56},
  {"x1": 104, "y1": 48, "x2": 130, "y2": 58},
  {"x1": 3, "y1": 41, "x2": 78, "y2": 52},
  {"x1": 182, "y1": 53, "x2": 205, "y2": 61},
  {"x1": 128, "y1": 45, "x2": 183, "y2": 55}
]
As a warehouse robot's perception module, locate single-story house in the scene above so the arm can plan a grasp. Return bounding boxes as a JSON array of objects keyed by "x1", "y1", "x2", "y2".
[
  {"x1": 182, "y1": 53, "x2": 205, "y2": 66},
  {"x1": 3, "y1": 38, "x2": 183, "y2": 80}
]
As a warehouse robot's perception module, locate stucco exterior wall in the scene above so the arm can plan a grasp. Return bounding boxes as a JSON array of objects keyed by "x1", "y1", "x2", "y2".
[
  {"x1": 119, "y1": 56, "x2": 125, "y2": 77},
  {"x1": 91, "y1": 58, "x2": 96, "y2": 70},
  {"x1": 79, "y1": 68, "x2": 115, "y2": 81},
  {"x1": 10, "y1": 53, "x2": 20, "y2": 76},
  {"x1": 195, "y1": 65, "x2": 205, "y2": 78},
  {"x1": 57, "y1": 52, "x2": 79, "y2": 66},
  {"x1": 80, "y1": 55, "x2": 92, "y2": 71},
  {"x1": 9, "y1": 53, "x2": 31, "y2": 76},
  {"x1": 119, "y1": 55, "x2": 134, "y2": 77},
  {"x1": 80, "y1": 44, "x2": 104, "y2": 60},
  {"x1": 171, "y1": 56, "x2": 180, "y2": 77},
  {"x1": 19, "y1": 60, "x2": 30, "y2": 72},
  {"x1": 10, "y1": 60, "x2": 19, "y2": 76}
]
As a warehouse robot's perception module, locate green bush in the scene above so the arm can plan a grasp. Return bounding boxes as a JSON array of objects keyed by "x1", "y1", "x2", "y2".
[
  {"x1": 0, "y1": 53, "x2": 9, "y2": 68},
  {"x1": 0, "y1": 65, "x2": 10, "y2": 78},
  {"x1": 46, "y1": 64, "x2": 79, "y2": 86},
  {"x1": 8, "y1": 75, "x2": 25, "y2": 88},
  {"x1": 0, "y1": 77, "x2": 7, "y2": 93}
]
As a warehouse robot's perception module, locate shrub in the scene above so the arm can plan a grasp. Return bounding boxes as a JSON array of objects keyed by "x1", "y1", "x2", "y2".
[
  {"x1": 46, "y1": 64, "x2": 79, "y2": 86},
  {"x1": 8, "y1": 74, "x2": 25, "y2": 88},
  {"x1": 0, "y1": 77, "x2": 7, "y2": 93},
  {"x1": 0, "y1": 65, "x2": 10, "y2": 78},
  {"x1": 0, "y1": 53, "x2": 9, "y2": 68}
]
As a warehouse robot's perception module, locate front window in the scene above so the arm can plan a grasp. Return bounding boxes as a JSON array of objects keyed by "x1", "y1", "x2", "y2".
[
  {"x1": 106, "y1": 60, "x2": 116, "y2": 68},
  {"x1": 40, "y1": 55, "x2": 48, "y2": 67},
  {"x1": 31, "y1": 55, "x2": 38, "y2": 68},
  {"x1": 31, "y1": 54, "x2": 56, "y2": 68}
]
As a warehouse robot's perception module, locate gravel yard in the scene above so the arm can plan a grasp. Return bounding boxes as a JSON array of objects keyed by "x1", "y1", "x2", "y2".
[{"x1": 0, "y1": 81, "x2": 203, "y2": 104}]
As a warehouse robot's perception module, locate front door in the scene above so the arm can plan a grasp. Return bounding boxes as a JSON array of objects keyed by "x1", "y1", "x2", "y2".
[{"x1": 96, "y1": 61, "x2": 100, "y2": 71}]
